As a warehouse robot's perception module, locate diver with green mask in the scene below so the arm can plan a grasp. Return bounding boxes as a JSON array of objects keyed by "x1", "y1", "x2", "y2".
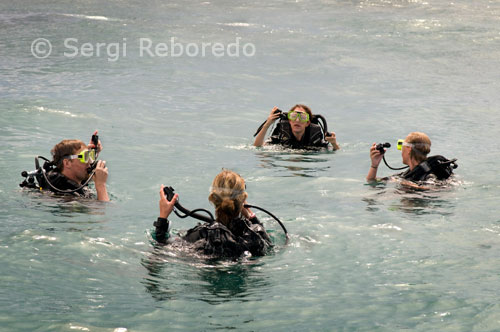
[
  {"x1": 253, "y1": 105, "x2": 340, "y2": 150},
  {"x1": 367, "y1": 132, "x2": 457, "y2": 188}
]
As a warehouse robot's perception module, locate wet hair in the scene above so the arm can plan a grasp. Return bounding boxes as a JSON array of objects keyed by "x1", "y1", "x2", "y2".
[
  {"x1": 51, "y1": 139, "x2": 86, "y2": 171},
  {"x1": 288, "y1": 104, "x2": 313, "y2": 121},
  {"x1": 405, "y1": 132, "x2": 431, "y2": 163},
  {"x1": 208, "y1": 170, "x2": 248, "y2": 227}
]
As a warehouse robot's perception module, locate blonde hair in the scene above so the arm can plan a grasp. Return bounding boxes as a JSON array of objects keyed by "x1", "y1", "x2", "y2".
[
  {"x1": 406, "y1": 132, "x2": 431, "y2": 163},
  {"x1": 208, "y1": 170, "x2": 248, "y2": 227},
  {"x1": 51, "y1": 139, "x2": 86, "y2": 171}
]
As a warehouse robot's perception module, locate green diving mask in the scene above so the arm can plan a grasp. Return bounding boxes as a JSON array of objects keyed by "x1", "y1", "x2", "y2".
[{"x1": 288, "y1": 111, "x2": 310, "y2": 123}]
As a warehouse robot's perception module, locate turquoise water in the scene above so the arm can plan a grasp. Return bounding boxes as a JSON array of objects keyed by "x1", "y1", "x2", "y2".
[{"x1": 1, "y1": 0, "x2": 500, "y2": 331}]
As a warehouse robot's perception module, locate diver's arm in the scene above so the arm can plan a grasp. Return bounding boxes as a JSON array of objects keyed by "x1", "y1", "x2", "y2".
[
  {"x1": 325, "y1": 131, "x2": 340, "y2": 150},
  {"x1": 159, "y1": 186, "x2": 178, "y2": 219},
  {"x1": 253, "y1": 107, "x2": 280, "y2": 147},
  {"x1": 366, "y1": 143, "x2": 383, "y2": 182},
  {"x1": 241, "y1": 202, "x2": 257, "y2": 220},
  {"x1": 155, "y1": 187, "x2": 179, "y2": 243},
  {"x1": 400, "y1": 179, "x2": 431, "y2": 191},
  {"x1": 93, "y1": 160, "x2": 110, "y2": 201}
]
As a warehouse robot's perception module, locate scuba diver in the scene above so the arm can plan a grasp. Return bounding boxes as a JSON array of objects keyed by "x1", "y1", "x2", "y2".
[
  {"x1": 153, "y1": 170, "x2": 276, "y2": 258},
  {"x1": 253, "y1": 105, "x2": 340, "y2": 150},
  {"x1": 19, "y1": 131, "x2": 110, "y2": 201},
  {"x1": 367, "y1": 132, "x2": 458, "y2": 188}
]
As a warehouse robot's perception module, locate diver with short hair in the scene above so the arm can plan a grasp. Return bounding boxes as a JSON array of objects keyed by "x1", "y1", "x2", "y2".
[
  {"x1": 253, "y1": 105, "x2": 340, "y2": 150},
  {"x1": 367, "y1": 132, "x2": 457, "y2": 188},
  {"x1": 154, "y1": 170, "x2": 272, "y2": 258},
  {"x1": 20, "y1": 131, "x2": 109, "y2": 201}
]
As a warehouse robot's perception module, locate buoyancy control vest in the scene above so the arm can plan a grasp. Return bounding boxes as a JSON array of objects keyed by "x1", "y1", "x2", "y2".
[
  {"x1": 400, "y1": 155, "x2": 458, "y2": 182},
  {"x1": 182, "y1": 217, "x2": 272, "y2": 257},
  {"x1": 269, "y1": 121, "x2": 329, "y2": 149},
  {"x1": 43, "y1": 171, "x2": 93, "y2": 197}
]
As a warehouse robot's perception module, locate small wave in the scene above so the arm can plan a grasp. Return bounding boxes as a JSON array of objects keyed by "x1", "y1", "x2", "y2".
[
  {"x1": 372, "y1": 223, "x2": 402, "y2": 231},
  {"x1": 225, "y1": 144, "x2": 252, "y2": 150},
  {"x1": 217, "y1": 22, "x2": 254, "y2": 27},
  {"x1": 32, "y1": 106, "x2": 78, "y2": 117},
  {"x1": 32, "y1": 235, "x2": 58, "y2": 241},
  {"x1": 61, "y1": 13, "x2": 118, "y2": 22},
  {"x1": 26, "y1": 106, "x2": 97, "y2": 119}
]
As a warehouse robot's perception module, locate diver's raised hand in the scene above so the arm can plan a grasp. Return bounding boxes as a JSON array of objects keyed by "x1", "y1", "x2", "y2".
[
  {"x1": 93, "y1": 160, "x2": 108, "y2": 186},
  {"x1": 159, "y1": 185, "x2": 178, "y2": 219},
  {"x1": 369, "y1": 143, "x2": 384, "y2": 168},
  {"x1": 88, "y1": 130, "x2": 103, "y2": 153},
  {"x1": 265, "y1": 106, "x2": 281, "y2": 126},
  {"x1": 325, "y1": 131, "x2": 340, "y2": 150},
  {"x1": 93, "y1": 160, "x2": 109, "y2": 201}
]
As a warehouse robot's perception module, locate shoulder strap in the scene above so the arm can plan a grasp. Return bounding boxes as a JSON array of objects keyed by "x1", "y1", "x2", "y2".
[
  {"x1": 307, "y1": 123, "x2": 328, "y2": 147},
  {"x1": 269, "y1": 120, "x2": 293, "y2": 144}
]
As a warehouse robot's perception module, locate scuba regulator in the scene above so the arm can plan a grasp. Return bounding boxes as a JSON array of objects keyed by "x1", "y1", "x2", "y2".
[
  {"x1": 163, "y1": 186, "x2": 289, "y2": 238},
  {"x1": 87, "y1": 132, "x2": 100, "y2": 173}
]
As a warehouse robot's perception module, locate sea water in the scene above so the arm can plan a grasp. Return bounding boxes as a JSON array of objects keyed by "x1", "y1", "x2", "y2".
[{"x1": 1, "y1": 0, "x2": 500, "y2": 331}]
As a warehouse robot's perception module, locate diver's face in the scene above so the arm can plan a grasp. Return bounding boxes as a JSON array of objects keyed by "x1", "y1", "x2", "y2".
[
  {"x1": 69, "y1": 146, "x2": 91, "y2": 182},
  {"x1": 401, "y1": 138, "x2": 411, "y2": 165},
  {"x1": 288, "y1": 107, "x2": 310, "y2": 138}
]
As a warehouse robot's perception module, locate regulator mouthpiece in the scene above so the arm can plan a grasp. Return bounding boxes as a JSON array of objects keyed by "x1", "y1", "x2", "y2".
[{"x1": 376, "y1": 142, "x2": 391, "y2": 154}]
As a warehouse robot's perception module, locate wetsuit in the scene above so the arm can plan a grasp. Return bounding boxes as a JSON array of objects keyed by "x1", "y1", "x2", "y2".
[
  {"x1": 154, "y1": 215, "x2": 272, "y2": 258},
  {"x1": 41, "y1": 170, "x2": 93, "y2": 198},
  {"x1": 267, "y1": 122, "x2": 329, "y2": 149}
]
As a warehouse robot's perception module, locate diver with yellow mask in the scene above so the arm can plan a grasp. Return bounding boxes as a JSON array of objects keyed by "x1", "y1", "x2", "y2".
[
  {"x1": 20, "y1": 131, "x2": 109, "y2": 201},
  {"x1": 367, "y1": 132, "x2": 457, "y2": 187}
]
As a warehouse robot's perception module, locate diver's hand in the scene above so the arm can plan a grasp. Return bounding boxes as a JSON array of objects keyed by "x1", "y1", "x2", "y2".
[
  {"x1": 241, "y1": 201, "x2": 255, "y2": 220},
  {"x1": 159, "y1": 185, "x2": 178, "y2": 219},
  {"x1": 325, "y1": 131, "x2": 340, "y2": 150},
  {"x1": 366, "y1": 143, "x2": 383, "y2": 182},
  {"x1": 265, "y1": 106, "x2": 281, "y2": 127},
  {"x1": 369, "y1": 143, "x2": 384, "y2": 168},
  {"x1": 88, "y1": 130, "x2": 103, "y2": 153},
  {"x1": 93, "y1": 160, "x2": 109, "y2": 201},
  {"x1": 93, "y1": 160, "x2": 108, "y2": 186},
  {"x1": 254, "y1": 107, "x2": 281, "y2": 147},
  {"x1": 400, "y1": 179, "x2": 430, "y2": 191}
]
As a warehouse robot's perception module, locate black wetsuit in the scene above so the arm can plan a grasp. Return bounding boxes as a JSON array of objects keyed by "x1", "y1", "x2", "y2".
[
  {"x1": 268, "y1": 122, "x2": 329, "y2": 149},
  {"x1": 41, "y1": 170, "x2": 93, "y2": 198},
  {"x1": 154, "y1": 215, "x2": 272, "y2": 258}
]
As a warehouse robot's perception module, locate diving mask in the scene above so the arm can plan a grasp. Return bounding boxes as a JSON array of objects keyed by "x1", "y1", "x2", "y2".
[
  {"x1": 397, "y1": 139, "x2": 409, "y2": 150},
  {"x1": 65, "y1": 149, "x2": 96, "y2": 163},
  {"x1": 288, "y1": 111, "x2": 310, "y2": 123}
]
